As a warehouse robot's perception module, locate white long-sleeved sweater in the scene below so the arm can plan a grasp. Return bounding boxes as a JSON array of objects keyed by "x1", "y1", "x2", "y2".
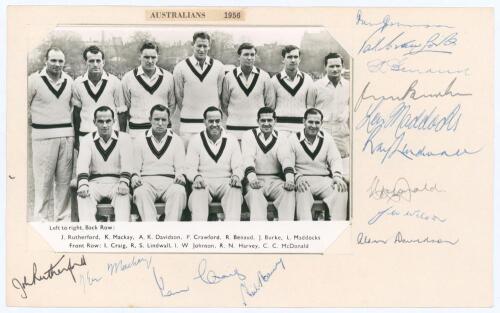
[
  {"x1": 270, "y1": 70, "x2": 314, "y2": 133},
  {"x1": 222, "y1": 67, "x2": 274, "y2": 138},
  {"x1": 28, "y1": 68, "x2": 74, "y2": 139},
  {"x1": 132, "y1": 129, "x2": 185, "y2": 177},
  {"x1": 77, "y1": 131, "x2": 133, "y2": 187},
  {"x1": 240, "y1": 128, "x2": 294, "y2": 180},
  {"x1": 121, "y1": 66, "x2": 175, "y2": 129},
  {"x1": 288, "y1": 130, "x2": 343, "y2": 177},
  {"x1": 185, "y1": 130, "x2": 243, "y2": 181},
  {"x1": 173, "y1": 56, "x2": 225, "y2": 133}
]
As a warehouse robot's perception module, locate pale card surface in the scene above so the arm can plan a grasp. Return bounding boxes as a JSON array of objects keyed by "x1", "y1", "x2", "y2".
[{"x1": 5, "y1": 6, "x2": 494, "y2": 308}]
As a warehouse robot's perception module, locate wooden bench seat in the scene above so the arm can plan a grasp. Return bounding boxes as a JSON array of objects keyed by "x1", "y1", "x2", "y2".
[
  {"x1": 94, "y1": 200, "x2": 328, "y2": 221},
  {"x1": 71, "y1": 186, "x2": 330, "y2": 221}
]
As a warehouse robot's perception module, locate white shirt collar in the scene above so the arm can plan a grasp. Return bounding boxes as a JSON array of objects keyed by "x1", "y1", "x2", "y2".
[
  {"x1": 204, "y1": 129, "x2": 227, "y2": 145},
  {"x1": 39, "y1": 67, "x2": 68, "y2": 83},
  {"x1": 146, "y1": 128, "x2": 172, "y2": 138},
  {"x1": 39, "y1": 67, "x2": 50, "y2": 77},
  {"x1": 83, "y1": 70, "x2": 109, "y2": 82},
  {"x1": 236, "y1": 66, "x2": 259, "y2": 76},
  {"x1": 298, "y1": 129, "x2": 324, "y2": 142},
  {"x1": 93, "y1": 130, "x2": 118, "y2": 141},
  {"x1": 280, "y1": 69, "x2": 304, "y2": 80},
  {"x1": 137, "y1": 65, "x2": 163, "y2": 77},
  {"x1": 255, "y1": 128, "x2": 278, "y2": 138},
  {"x1": 189, "y1": 55, "x2": 212, "y2": 67},
  {"x1": 320, "y1": 75, "x2": 345, "y2": 87}
]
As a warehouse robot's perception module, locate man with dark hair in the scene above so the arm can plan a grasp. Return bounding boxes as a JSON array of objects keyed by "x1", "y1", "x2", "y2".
[
  {"x1": 72, "y1": 45, "x2": 126, "y2": 146},
  {"x1": 241, "y1": 107, "x2": 295, "y2": 221},
  {"x1": 202, "y1": 106, "x2": 224, "y2": 119},
  {"x1": 28, "y1": 47, "x2": 74, "y2": 222},
  {"x1": 323, "y1": 52, "x2": 343, "y2": 67},
  {"x1": 132, "y1": 104, "x2": 186, "y2": 222},
  {"x1": 270, "y1": 45, "x2": 314, "y2": 136},
  {"x1": 237, "y1": 42, "x2": 254, "y2": 55},
  {"x1": 173, "y1": 31, "x2": 225, "y2": 146},
  {"x1": 76, "y1": 106, "x2": 133, "y2": 222},
  {"x1": 192, "y1": 31, "x2": 211, "y2": 42},
  {"x1": 289, "y1": 108, "x2": 348, "y2": 221},
  {"x1": 83, "y1": 45, "x2": 105, "y2": 61},
  {"x1": 308, "y1": 52, "x2": 350, "y2": 174},
  {"x1": 121, "y1": 41, "x2": 175, "y2": 139},
  {"x1": 185, "y1": 106, "x2": 243, "y2": 221},
  {"x1": 222, "y1": 42, "x2": 274, "y2": 140}
]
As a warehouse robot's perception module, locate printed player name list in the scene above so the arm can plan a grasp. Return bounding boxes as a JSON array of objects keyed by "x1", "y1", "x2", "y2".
[{"x1": 31, "y1": 222, "x2": 349, "y2": 253}]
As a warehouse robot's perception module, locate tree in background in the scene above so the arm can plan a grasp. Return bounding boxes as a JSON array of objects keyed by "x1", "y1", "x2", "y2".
[
  {"x1": 119, "y1": 31, "x2": 157, "y2": 71},
  {"x1": 254, "y1": 42, "x2": 284, "y2": 76},
  {"x1": 300, "y1": 30, "x2": 350, "y2": 79},
  {"x1": 159, "y1": 41, "x2": 192, "y2": 72},
  {"x1": 209, "y1": 31, "x2": 235, "y2": 63},
  {"x1": 28, "y1": 31, "x2": 86, "y2": 78},
  {"x1": 28, "y1": 29, "x2": 351, "y2": 80}
]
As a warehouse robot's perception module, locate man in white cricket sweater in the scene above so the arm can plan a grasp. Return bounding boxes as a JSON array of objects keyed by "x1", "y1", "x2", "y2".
[
  {"x1": 28, "y1": 47, "x2": 74, "y2": 222},
  {"x1": 270, "y1": 45, "x2": 314, "y2": 136},
  {"x1": 185, "y1": 106, "x2": 243, "y2": 221},
  {"x1": 241, "y1": 107, "x2": 295, "y2": 221},
  {"x1": 173, "y1": 32, "x2": 225, "y2": 145},
  {"x1": 132, "y1": 104, "x2": 187, "y2": 222},
  {"x1": 72, "y1": 45, "x2": 127, "y2": 145},
  {"x1": 307, "y1": 52, "x2": 350, "y2": 181},
  {"x1": 289, "y1": 108, "x2": 348, "y2": 221},
  {"x1": 221, "y1": 42, "x2": 274, "y2": 140},
  {"x1": 121, "y1": 41, "x2": 175, "y2": 139},
  {"x1": 76, "y1": 106, "x2": 133, "y2": 222}
]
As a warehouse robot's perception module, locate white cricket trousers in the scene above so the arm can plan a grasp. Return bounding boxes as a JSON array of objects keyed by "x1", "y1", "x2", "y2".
[
  {"x1": 296, "y1": 176, "x2": 348, "y2": 221},
  {"x1": 244, "y1": 176, "x2": 295, "y2": 221},
  {"x1": 77, "y1": 180, "x2": 131, "y2": 222},
  {"x1": 32, "y1": 136, "x2": 74, "y2": 222},
  {"x1": 188, "y1": 178, "x2": 243, "y2": 221},
  {"x1": 133, "y1": 176, "x2": 186, "y2": 221}
]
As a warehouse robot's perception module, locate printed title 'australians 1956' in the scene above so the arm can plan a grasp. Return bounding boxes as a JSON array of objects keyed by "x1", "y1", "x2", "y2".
[{"x1": 148, "y1": 11, "x2": 206, "y2": 19}]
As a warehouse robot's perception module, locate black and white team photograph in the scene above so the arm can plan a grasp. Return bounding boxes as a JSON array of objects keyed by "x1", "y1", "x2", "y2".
[{"x1": 27, "y1": 26, "x2": 352, "y2": 223}]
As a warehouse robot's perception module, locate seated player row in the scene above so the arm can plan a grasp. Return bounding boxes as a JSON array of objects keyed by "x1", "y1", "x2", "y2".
[{"x1": 76, "y1": 105, "x2": 349, "y2": 222}]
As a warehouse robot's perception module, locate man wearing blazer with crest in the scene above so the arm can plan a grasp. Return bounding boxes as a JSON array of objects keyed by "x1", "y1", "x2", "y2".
[{"x1": 28, "y1": 47, "x2": 74, "y2": 222}]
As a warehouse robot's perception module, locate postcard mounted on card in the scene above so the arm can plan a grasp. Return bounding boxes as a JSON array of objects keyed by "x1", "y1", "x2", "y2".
[{"x1": 6, "y1": 6, "x2": 493, "y2": 308}]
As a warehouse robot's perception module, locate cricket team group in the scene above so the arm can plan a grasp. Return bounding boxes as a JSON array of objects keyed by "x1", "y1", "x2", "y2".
[{"x1": 28, "y1": 31, "x2": 351, "y2": 223}]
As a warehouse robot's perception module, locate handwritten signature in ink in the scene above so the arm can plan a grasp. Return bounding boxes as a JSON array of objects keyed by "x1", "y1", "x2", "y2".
[{"x1": 11, "y1": 255, "x2": 87, "y2": 299}]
